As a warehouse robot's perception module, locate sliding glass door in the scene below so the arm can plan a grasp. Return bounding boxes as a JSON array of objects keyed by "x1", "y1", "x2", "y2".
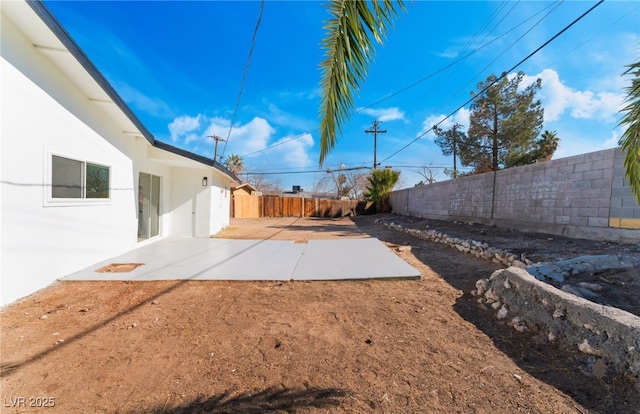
[{"x1": 138, "y1": 173, "x2": 160, "y2": 240}]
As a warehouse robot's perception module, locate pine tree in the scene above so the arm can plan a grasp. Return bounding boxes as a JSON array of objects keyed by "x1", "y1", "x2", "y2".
[{"x1": 462, "y1": 72, "x2": 544, "y2": 172}]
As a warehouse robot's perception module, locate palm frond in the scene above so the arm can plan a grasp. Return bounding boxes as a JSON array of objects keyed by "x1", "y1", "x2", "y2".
[
  {"x1": 318, "y1": 0, "x2": 405, "y2": 165},
  {"x1": 618, "y1": 57, "x2": 640, "y2": 204}
]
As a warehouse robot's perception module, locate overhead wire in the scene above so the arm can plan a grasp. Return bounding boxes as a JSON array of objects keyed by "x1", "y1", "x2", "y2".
[
  {"x1": 419, "y1": 0, "x2": 518, "y2": 106},
  {"x1": 544, "y1": 3, "x2": 640, "y2": 70},
  {"x1": 220, "y1": 0, "x2": 265, "y2": 158},
  {"x1": 378, "y1": 0, "x2": 560, "y2": 160},
  {"x1": 378, "y1": 0, "x2": 605, "y2": 165},
  {"x1": 240, "y1": 1, "x2": 560, "y2": 160},
  {"x1": 236, "y1": 0, "x2": 607, "y2": 176},
  {"x1": 243, "y1": 165, "x2": 371, "y2": 175},
  {"x1": 422, "y1": 1, "x2": 561, "y2": 123}
]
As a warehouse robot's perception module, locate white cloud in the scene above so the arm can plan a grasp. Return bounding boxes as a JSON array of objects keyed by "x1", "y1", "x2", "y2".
[
  {"x1": 226, "y1": 117, "x2": 275, "y2": 155},
  {"x1": 418, "y1": 108, "x2": 470, "y2": 138},
  {"x1": 271, "y1": 133, "x2": 314, "y2": 168},
  {"x1": 166, "y1": 114, "x2": 315, "y2": 171},
  {"x1": 358, "y1": 107, "x2": 405, "y2": 122},
  {"x1": 603, "y1": 130, "x2": 621, "y2": 149},
  {"x1": 167, "y1": 115, "x2": 275, "y2": 157},
  {"x1": 522, "y1": 69, "x2": 626, "y2": 123},
  {"x1": 168, "y1": 115, "x2": 201, "y2": 142}
]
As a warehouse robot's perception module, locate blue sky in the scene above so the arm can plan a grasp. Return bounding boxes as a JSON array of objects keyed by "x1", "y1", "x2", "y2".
[{"x1": 44, "y1": 1, "x2": 639, "y2": 191}]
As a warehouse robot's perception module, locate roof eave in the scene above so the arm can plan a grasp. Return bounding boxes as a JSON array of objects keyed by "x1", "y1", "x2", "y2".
[
  {"x1": 26, "y1": 0, "x2": 155, "y2": 146},
  {"x1": 152, "y1": 141, "x2": 241, "y2": 182}
]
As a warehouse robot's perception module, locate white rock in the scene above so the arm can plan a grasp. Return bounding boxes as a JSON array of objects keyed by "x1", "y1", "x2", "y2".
[
  {"x1": 513, "y1": 321, "x2": 528, "y2": 332},
  {"x1": 491, "y1": 301, "x2": 502, "y2": 310},
  {"x1": 497, "y1": 305, "x2": 508, "y2": 319},
  {"x1": 511, "y1": 260, "x2": 527, "y2": 269},
  {"x1": 583, "y1": 323, "x2": 599, "y2": 334},
  {"x1": 484, "y1": 288, "x2": 499, "y2": 303},
  {"x1": 548, "y1": 332, "x2": 557, "y2": 342},
  {"x1": 577, "y1": 282, "x2": 603, "y2": 292},
  {"x1": 503, "y1": 279, "x2": 511, "y2": 289},
  {"x1": 578, "y1": 339, "x2": 604, "y2": 356},
  {"x1": 475, "y1": 279, "x2": 489, "y2": 296},
  {"x1": 552, "y1": 310, "x2": 565, "y2": 319}
]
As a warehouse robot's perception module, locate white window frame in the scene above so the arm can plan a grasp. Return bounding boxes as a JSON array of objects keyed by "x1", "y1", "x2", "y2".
[{"x1": 44, "y1": 152, "x2": 112, "y2": 207}]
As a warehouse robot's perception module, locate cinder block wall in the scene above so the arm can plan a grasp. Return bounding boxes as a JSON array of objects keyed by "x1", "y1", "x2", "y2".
[{"x1": 389, "y1": 148, "x2": 640, "y2": 243}]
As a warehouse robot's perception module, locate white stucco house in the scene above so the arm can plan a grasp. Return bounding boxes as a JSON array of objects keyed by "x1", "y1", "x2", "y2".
[{"x1": 1, "y1": 0, "x2": 239, "y2": 306}]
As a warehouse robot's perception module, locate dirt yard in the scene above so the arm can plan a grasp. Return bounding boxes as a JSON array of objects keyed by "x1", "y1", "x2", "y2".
[{"x1": 1, "y1": 215, "x2": 638, "y2": 413}]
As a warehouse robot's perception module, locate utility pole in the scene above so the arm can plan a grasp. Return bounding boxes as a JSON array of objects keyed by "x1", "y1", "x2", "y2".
[
  {"x1": 365, "y1": 120, "x2": 386, "y2": 170},
  {"x1": 208, "y1": 135, "x2": 226, "y2": 164},
  {"x1": 451, "y1": 123, "x2": 458, "y2": 178}
]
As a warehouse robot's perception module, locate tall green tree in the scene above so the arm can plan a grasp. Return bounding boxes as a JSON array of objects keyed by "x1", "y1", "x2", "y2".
[
  {"x1": 466, "y1": 72, "x2": 544, "y2": 172},
  {"x1": 364, "y1": 168, "x2": 400, "y2": 212},
  {"x1": 433, "y1": 124, "x2": 465, "y2": 178},
  {"x1": 318, "y1": 0, "x2": 405, "y2": 165},
  {"x1": 618, "y1": 56, "x2": 640, "y2": 203},
  {"x1": 318, "y1": 2, "x2": 637, "y2": 195}
]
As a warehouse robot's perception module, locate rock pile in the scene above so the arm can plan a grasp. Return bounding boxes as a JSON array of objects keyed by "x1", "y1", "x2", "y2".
[
  {"x1": 375, "y1": 218, "x2": 534, "y2": 267},
  {"x1": 376, "y1": 217, "x2": 640, "y2": 387},
  {"x1": 526, "y1": 254, "x2": 637, "y2": 284},
  {"x1": 474, "y1": 268, "x2": 640, "y2": 387}
]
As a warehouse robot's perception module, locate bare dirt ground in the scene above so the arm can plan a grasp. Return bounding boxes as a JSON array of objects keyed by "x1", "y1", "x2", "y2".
[{"x1": 1, "y1": 214, "x2": 638, "y2": 413}]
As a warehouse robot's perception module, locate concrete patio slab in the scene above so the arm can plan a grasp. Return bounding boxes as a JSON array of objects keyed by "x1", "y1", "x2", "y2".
[
  {"x1": 62, "y1": 238, "x2": 305, "y2": 281},
  {"x1": 60, "y1": 237, "x2": 420, "y2": 282},
  {"x1": 293, "y1": 238, "x2": 421, "y2": 280}
]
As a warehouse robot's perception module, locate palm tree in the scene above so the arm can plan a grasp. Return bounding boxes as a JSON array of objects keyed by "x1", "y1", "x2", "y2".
[
  {"x1": 318, "y1": 0, "x2": 405, "y2": 164},
  {"x1": 224, "y1": 154, "x2": 244, "y2": 176},
  {"x1": 539, "y1": 130, "x2": 559, "y2": 161},
  {"x1": 364, "y1": 168, "x2": 401, "y2": 212},
  {"x1": 619, "y1": 57, "x2": 640, "y2": 203},
  {"x1": 319, "y1": 3, "x2": 639, "y2": 203}
]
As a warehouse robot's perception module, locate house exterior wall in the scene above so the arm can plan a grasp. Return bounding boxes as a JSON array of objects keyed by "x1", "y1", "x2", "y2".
[
  {"x1": 167, "y1": 167, "x2": 231, "y2": 237},
  {"x1": 389, "y1": 148, "x2": 640, "y2": 243},
  {"x1": 1, "y1": 24, "x2": 139, "y2": 305},
  {"x1": 208, "y1": 171, "x2": 231, "y2": 234},
  {"x1": 1, "y1": 10, "x2": 232, "y2": 306}
]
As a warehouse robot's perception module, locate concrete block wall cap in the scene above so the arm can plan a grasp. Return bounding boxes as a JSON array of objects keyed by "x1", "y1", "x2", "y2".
[{"x1": 502, "y1": 267, "x2": 640, "y2": 330}]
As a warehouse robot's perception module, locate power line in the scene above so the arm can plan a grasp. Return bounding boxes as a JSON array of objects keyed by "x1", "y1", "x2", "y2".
[
  {"x1": 425, "y1": 1, "x2": 563, "y2": 127},
  {"x1": 237, "y1": 2, "x2": 560, "y2": 160},
  {"x1": 420, "y1": 1, "x2": 518, "y2": 106},
  {"x1": 378, "y1": 0, "x2": 604, "y2": 165},
  {"x1": 221, "y1": 0, "x2": 265, "y2": 158},
  {"x1": 355, "y1": 1, "x2": 559, "y2": 116},
  {"x1": 243, "y1": 166, "x2": 371, "y2": 176},
  {"x1": 240, "y1": 130, "x2": 316, "y2": 158},
  {"x1": 378, "y1": 0, "x2": 561, "y2": 160}
]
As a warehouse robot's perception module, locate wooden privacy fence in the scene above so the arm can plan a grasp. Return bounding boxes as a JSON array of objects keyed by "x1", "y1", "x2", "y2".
[{"x1": 232, "y1": 195, "x2": 372, "y2": 218}]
